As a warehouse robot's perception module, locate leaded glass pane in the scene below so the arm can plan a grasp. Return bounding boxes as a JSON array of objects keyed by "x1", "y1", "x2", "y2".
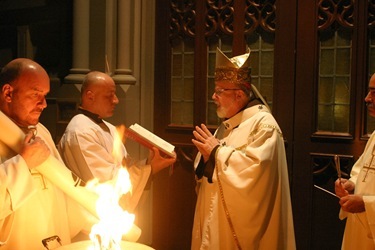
[
  {"x1": 317, "y1": 27, "x2": 351, "y2": 133},
  {"x1": 334, "y1": 105, "x2": 349, "y2": 132},
  {"x1": 246, "y1": 32, "x2": 275, "y2": 110},
  {"x1": 336, "y1": 48, "x2": 350, "y2": 74},
  {"x1": 171, "y1": 78, "x2": 183, "y2": 99},
  {"x1": 171, "y1": 100, "x2": 194, "y2": 125},
  {"x1": 318, "y1": 105, "x2": 334, "y2": 131},
  {"x1": 320, "y1": 49, "x2": 334, "y2": 75},
  {"x1": 172, "y1": 54, "x2": 182, "y2": 76},
  {"x1": 260, "y1": 51, "x2": 273, "y2": 75},
  {"x1": 170, "y1": 38, "x2": 194, "y2": 125},
  {"x1": 335, "y1": 78, "x2": 350, "y2": 103},
  {"x1": 184, "y1": 53, "x2": 194, "y2": 75},
  {"x1": 318, "y1": 77, "x2": 334, "y2": 103}
]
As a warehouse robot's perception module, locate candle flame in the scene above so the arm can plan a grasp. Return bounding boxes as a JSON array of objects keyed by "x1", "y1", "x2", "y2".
[{"x1": 86, "y1": 124, "x2": 134, "y2": 249}]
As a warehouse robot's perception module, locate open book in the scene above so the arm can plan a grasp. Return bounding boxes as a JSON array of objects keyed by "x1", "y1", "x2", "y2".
[{"x1": 124, "y1": 123, "x2": 176, "y2": 158}]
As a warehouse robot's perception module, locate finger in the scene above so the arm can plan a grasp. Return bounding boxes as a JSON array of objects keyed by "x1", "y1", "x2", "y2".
[
  {"x1": 167, "y1": 150, "x2": 177, "y2": 157},
  {"x1": 192, "y1": 139, "x2": 202, "y2": 146},
  {"x1": 192, "y1": 139, "x2": 205, "y2": 150},
  {"x1": 152, "y1": 147, "x2": 161, "y2": 157},
  {"x1": 148, "y1": 147, "x2": 157, "y2": 158},
  {"x1": 196, "y1": 125, "x2": 212, "y2": 138},
  {"x1": 200, "y1": 124, "x2": 212, "y2": 137},
  {"x1": 33, "y1": 137, "x2": 44, "y2": 144},
  {"x1": 166, "y1": 156, "x2": 176, "y2": 164},
  {"x1": 335, "y1": 179, "x2": 340, "y2": 185},
  {"x1": 339, "y1": 199, "x2": 346, "y2": 206},
  {"x1": 24, "y1": 131, "x2": 34, "y2": 144},
  {"x1": 193, "y1": 130, "x2": 206, "y2": 142},
  {"x1": 343, "y1": 181, "x2": 351, "y2": 190},
  {"x1": 195, "y1": 126, "x2": 207, "y2": 138}
]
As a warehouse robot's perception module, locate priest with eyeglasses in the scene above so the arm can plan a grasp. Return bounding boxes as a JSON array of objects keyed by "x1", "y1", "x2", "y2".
[{"x1": 191, "y1": 48, "x2": 296, "y2": 250}]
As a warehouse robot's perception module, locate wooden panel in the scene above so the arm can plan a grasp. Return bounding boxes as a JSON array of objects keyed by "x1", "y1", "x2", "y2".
[{"x1": 152, "y1": 145, "x2": 197, "y2": 250}]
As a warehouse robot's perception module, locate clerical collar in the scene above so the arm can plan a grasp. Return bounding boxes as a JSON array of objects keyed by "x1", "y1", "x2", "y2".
[{"x1": 78, "y1": 107, "x2": 103, "y2": 124}]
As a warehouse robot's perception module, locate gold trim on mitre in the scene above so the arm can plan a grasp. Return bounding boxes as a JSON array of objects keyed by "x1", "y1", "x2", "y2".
[{"x1": 215, "y1": 47, "x2": 251, "y2": 84}]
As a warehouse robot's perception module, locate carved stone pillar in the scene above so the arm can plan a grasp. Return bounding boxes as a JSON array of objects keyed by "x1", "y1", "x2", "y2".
[
  {"x1": 112, "y1": 0, "x2": 137, "y2": 84},
  {"x1": 64, "y1": 0, "x2": 90, "y2": 84}
]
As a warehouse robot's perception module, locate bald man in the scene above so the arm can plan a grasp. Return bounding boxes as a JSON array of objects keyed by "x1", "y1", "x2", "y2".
[
  {"x1": 0, "y1": 58, "x2": 93, "y2": 249},
  {"x1": 58, "y1": 71, "x2": 175, "y2": 212},
  {"x1": 335, "y1": 73, "x2": 375, "y2": 249}
]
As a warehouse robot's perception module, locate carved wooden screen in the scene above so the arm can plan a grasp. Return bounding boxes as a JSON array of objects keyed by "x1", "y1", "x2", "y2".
[{"x1": 169, "y1": 0, "x2": 275, "y2": 128}]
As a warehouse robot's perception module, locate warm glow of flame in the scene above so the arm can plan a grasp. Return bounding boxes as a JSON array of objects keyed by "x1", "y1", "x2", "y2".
[
  {"x1": 85, "y1": 124, "x2": 134, "y2": 250},
  {"x1": 113, "y1": 125, "x2": 126, "y2": 159}
]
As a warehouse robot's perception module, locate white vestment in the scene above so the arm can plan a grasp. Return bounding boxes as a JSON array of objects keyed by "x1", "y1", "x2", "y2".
[
  {"x1": 192, "y1": 104, "x2": 296, "y2": 250},
  {"x1": 58, "y1": 114, "x2": 151, "y2": 212},
  {"x1": 340, "y1": 131, "x2": 375, "y2": 249},
  {"x1": 0, "y1": 123, "x2": 91, "y2": 250}
]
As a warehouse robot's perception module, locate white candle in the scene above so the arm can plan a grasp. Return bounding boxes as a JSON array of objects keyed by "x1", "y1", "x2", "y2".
[{"x1": 0, "y1": 111, "x2": 141, "y2": 241}]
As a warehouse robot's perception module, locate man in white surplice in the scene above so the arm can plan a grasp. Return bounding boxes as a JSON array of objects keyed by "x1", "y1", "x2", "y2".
[
  {"x1": 58, "y1": 71, "x2": 176, "y2": 213},
  {"x1": 0, "y1": 58, "x2": 94, "y2": 250},
  {"x1": 335, "y1": 73, "x2": 375, "y2": 249},
  {"x1": 191, "y1": 48, "x2": 296, "y2": 250}
]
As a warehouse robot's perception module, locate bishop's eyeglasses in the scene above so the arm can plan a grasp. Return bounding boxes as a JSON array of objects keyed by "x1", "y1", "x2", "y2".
[{"x1": 214, "y1": 88, "x2": 241, "y2": 96}]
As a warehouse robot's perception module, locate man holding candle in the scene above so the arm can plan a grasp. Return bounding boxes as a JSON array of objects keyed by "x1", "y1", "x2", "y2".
[
  {"x1": 0, "y1": 58, "x2": 94, "y2": 249},
  {"x1": 335, "y1": 73, "x2": 375, "y2": 249}
]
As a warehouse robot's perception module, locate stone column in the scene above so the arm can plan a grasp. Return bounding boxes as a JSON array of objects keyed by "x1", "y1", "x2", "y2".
[
  {"x1": 64, "y1": 0, "x2": 90, "y2": 84},
  {"x1": 112, "y1": 0, "x2": 137, "y2": 84}
]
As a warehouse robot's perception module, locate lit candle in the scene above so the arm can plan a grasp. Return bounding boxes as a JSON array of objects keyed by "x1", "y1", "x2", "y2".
[{"x1": 0, "y1": 111, "x2": 141, "y2": 241}]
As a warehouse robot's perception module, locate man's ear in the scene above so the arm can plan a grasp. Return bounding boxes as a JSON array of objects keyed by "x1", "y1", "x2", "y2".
[
  {"x1": 86, "y1": 90, "x2": 94, "y2": 101},
  {"x1": 235, "y1": 89, "x2": 245, "y2": 99},
  {"x1": 2, "y1": 84, "x2": 13, "y2": 102}
]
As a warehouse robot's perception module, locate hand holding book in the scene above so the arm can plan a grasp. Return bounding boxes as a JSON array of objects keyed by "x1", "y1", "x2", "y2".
[{"x1": 124, "y1": 123, "x2": 176, "y2": 158}]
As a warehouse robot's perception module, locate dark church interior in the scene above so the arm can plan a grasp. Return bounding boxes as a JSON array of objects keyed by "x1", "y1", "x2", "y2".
[{"x1": 1, "y1": 0, "x2": 375, "y2": 249}]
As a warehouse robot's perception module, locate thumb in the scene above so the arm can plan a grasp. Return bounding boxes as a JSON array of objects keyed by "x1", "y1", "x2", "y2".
[
  {"x1": 24, "y1": 131, "x2": 35, "y2": 144},
  {"x1": 152, "y1": 147, "x2": 161, "y2": 157}
]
